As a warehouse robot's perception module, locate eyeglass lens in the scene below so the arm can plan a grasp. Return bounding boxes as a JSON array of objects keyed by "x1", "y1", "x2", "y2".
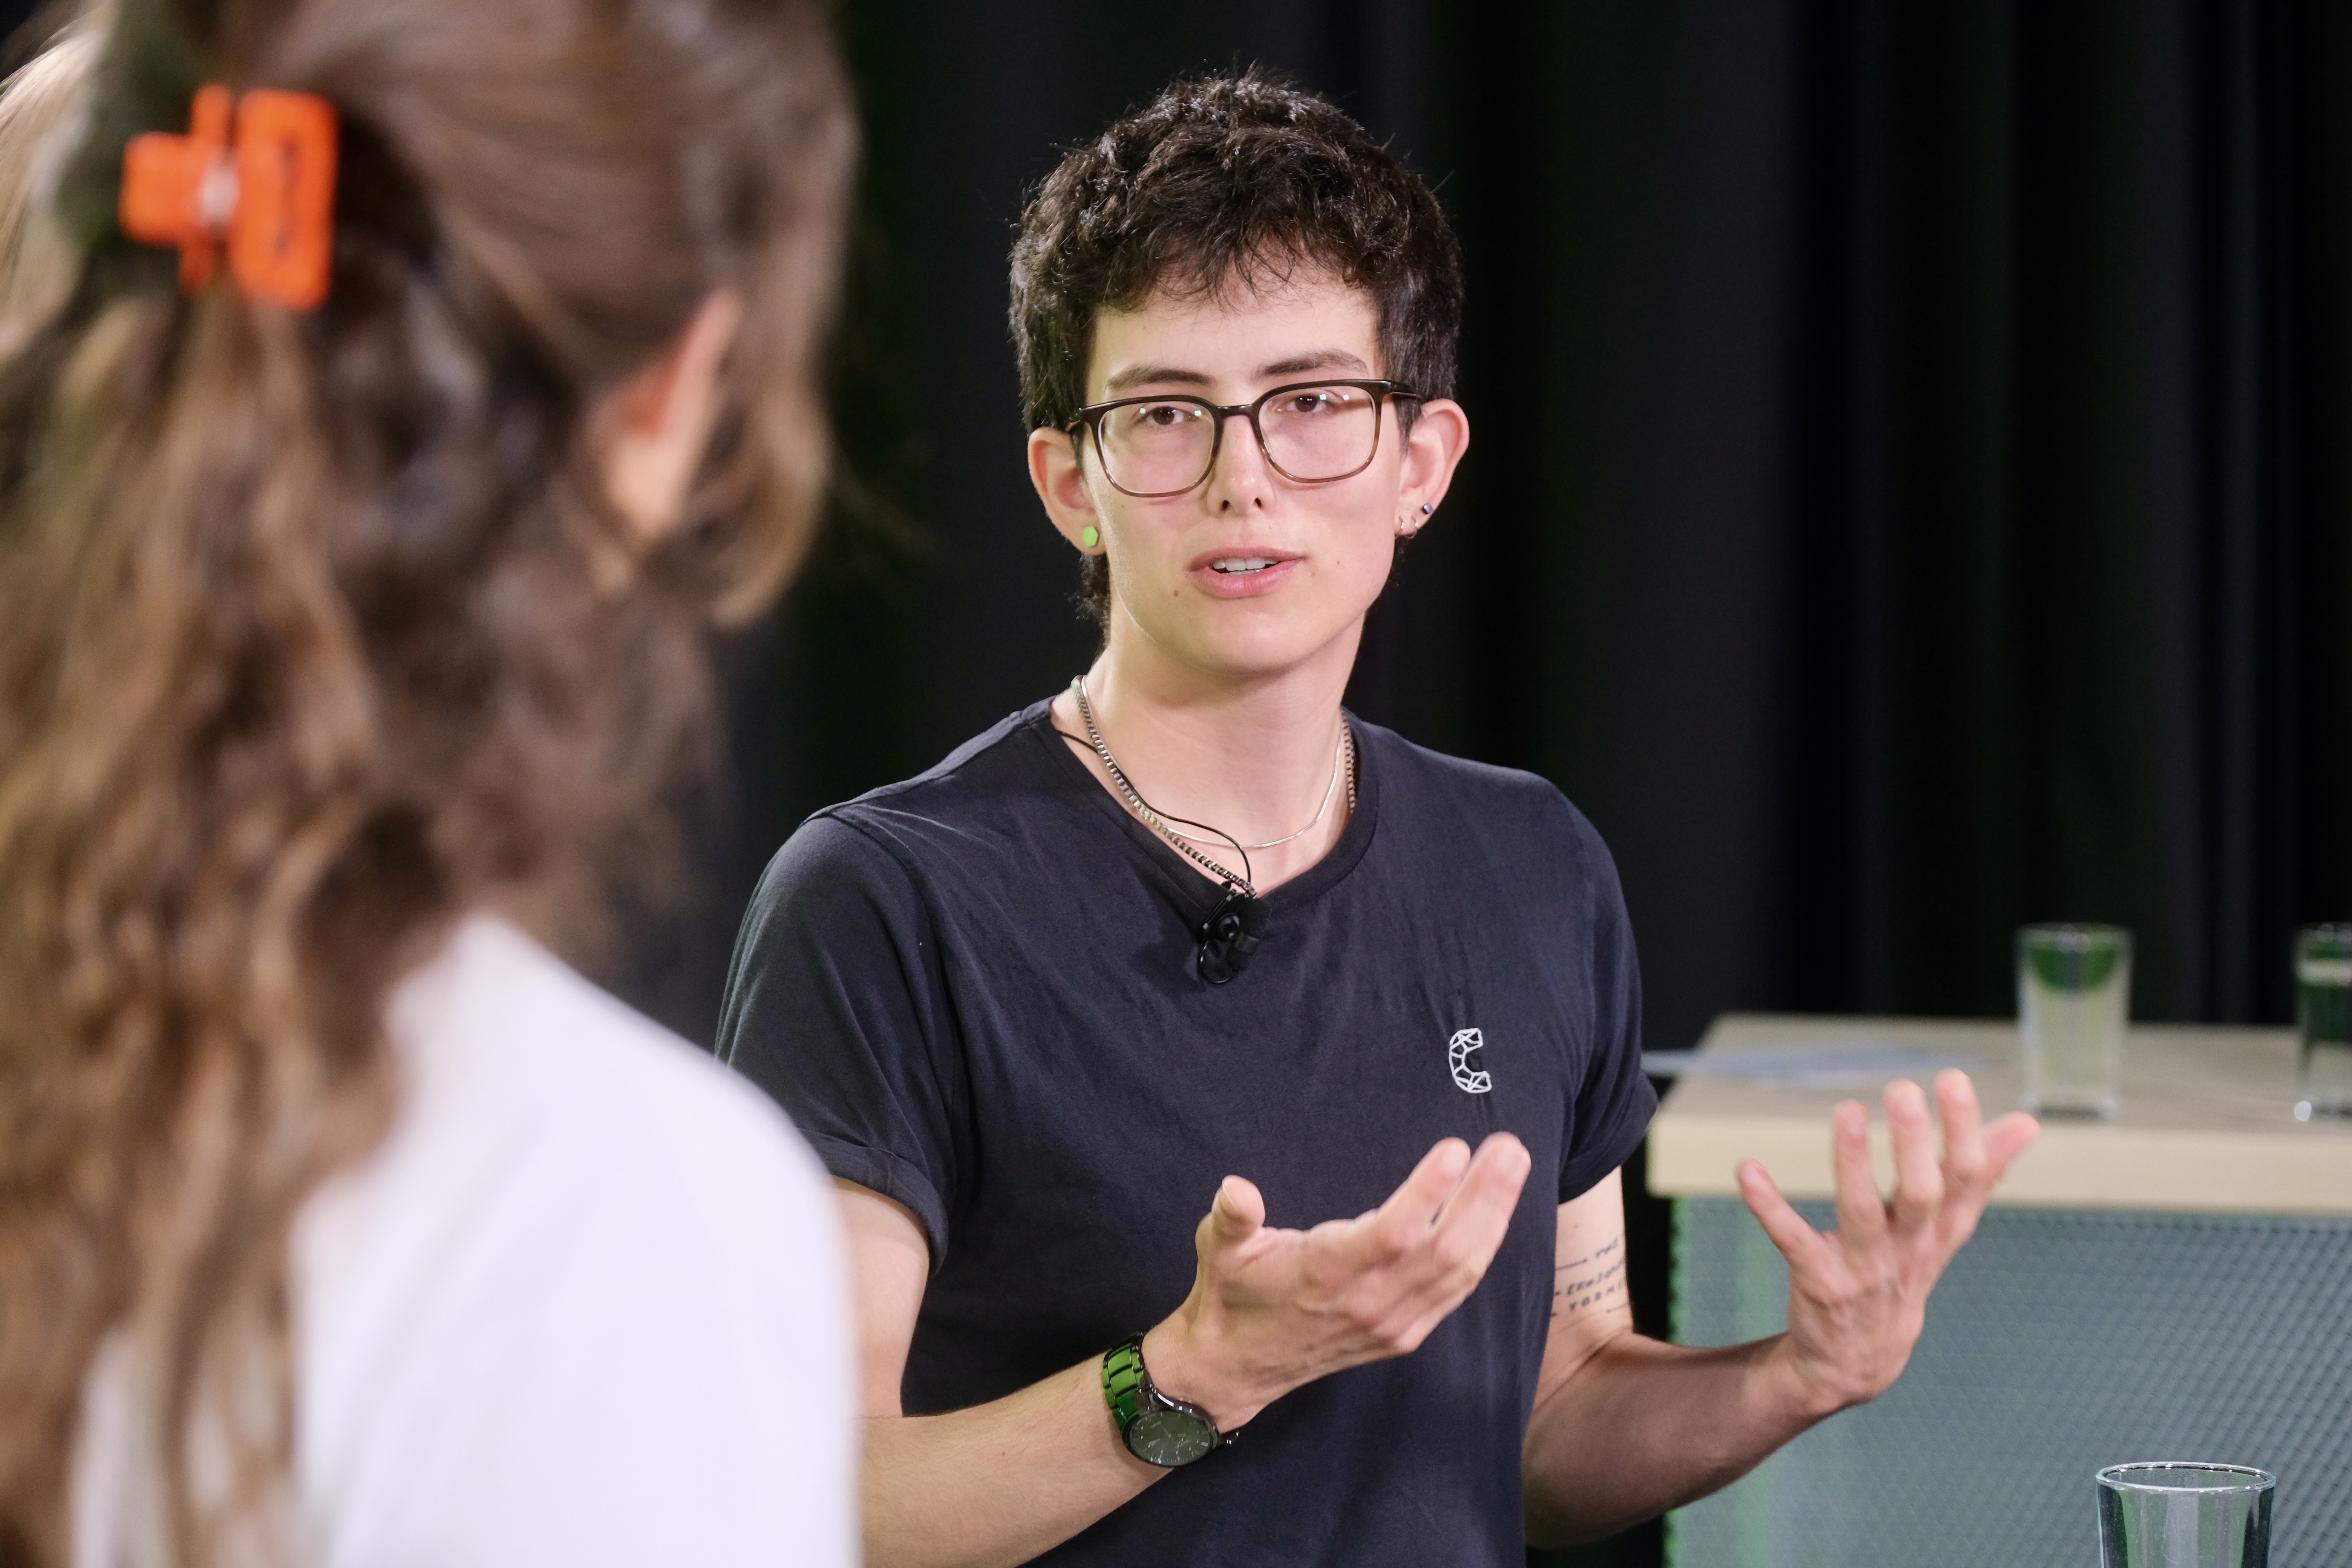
[{"x1": 1096, "y1": 384, "x2": 1383, "y2": 494}]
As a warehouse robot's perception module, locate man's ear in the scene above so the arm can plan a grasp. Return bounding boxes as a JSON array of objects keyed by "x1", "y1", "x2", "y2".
[
  {"x1": 1029, "y1": 424, "x2": 1106, "y2": 554},
  {"x1": 1396, "y1": 398, "x2": 1470, "y2": 527},
  {"x1": 596, "y1": 288, "x2": 745, "y2": 545}
]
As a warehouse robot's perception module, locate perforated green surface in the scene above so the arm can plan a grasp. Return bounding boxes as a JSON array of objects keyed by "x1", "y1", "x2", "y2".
[{"x1": 1668, "y1": 1199, "x2": 2352, "y2": 1567}]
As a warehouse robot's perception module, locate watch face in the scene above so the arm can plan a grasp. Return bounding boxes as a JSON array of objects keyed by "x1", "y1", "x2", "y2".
[{"x1": 1125, "y1": 1404, "x2": 1219, "y2": 1467}]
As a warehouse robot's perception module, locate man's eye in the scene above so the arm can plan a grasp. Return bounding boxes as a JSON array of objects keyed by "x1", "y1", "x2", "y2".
[{"x1": 1133, "y1": 403, "x2": 1197, "y2": 429}]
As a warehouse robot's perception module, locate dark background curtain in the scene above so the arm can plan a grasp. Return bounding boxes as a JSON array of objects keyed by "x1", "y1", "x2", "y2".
[
  {"x1": 653, "y1": 3, "x2": 2351, "y2": 1563},
  {"x1": 643, "y1": 5, "x2": 2351, "y2": 1563},
  {"x1": 654, "y1": 6, "x2": 2343, "y2": 1561},
  {"x1": 17, "y1": 1, "x2": 2345, "y2": 1563},
  {"x1": 636, "y1": 0, "x2": 2352, "y2": 1052}
]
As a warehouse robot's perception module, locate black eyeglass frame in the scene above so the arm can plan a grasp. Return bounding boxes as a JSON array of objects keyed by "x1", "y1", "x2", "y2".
[{"x1": 1067, "y1": 378, "x2": 1424, "y2": 499}]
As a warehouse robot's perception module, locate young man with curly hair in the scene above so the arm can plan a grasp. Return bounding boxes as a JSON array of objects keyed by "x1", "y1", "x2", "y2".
[{"x1": 720, "y1": 70, "x2": 2038, "y2": 1568}]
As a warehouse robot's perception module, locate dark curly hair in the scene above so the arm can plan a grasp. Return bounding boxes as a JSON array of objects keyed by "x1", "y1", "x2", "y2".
[{"x1": 1009, "y1": 68, "x2": 1463, "y2": 626}]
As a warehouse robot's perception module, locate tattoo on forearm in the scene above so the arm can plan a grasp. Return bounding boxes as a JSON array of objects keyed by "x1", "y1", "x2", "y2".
[{"x1": 1551, "y1": 1234, "x2": 1626, "y2": 1318}]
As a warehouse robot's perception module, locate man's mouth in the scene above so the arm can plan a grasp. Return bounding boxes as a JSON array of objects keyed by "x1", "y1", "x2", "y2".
[{"x1": 1210, "y1": 557, "x2": 1279, "y2": 575}]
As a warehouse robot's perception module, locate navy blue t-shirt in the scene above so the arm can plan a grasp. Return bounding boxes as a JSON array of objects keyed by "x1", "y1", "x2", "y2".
[{"x1": 717, "y1": 700, "x2": 1654, "y2": 1566}]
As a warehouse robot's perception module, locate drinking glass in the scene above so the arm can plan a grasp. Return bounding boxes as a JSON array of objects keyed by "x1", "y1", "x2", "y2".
[
  {"x1": 2018, "y1": 924, "x2": 2131, "y2": 1118},
  {"x1": 2294, "y1": 923, "x2": 2352, "y2": 1119},
  {"x1": 2097, "y1": 1463, "x2": 2273, "y2": 1568}
]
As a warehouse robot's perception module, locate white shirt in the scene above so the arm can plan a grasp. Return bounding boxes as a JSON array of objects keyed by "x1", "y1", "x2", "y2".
[{"x1": 75, "y1": 916, "x2": 856, "y2": 1568}]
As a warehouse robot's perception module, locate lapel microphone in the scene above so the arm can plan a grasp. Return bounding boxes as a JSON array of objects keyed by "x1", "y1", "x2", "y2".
[
  {"x1": 1061, "y1": 682, "x2": 1286, "y2": 987},
  {"x1": 1196, "y1": 885, "x2": 1267, "y2": 985}
]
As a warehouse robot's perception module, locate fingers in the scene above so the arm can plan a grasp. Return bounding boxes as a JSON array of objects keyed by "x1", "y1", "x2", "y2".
[
  {"x1": 1885, "y1": 1080, "x2": 1943, "y2": 1234},
  {"x1": 1936, "y1": 1069, "x2": 1988, "y2": 1193},
  {"x1": 1396, "y1": 1136, "x2": 1529, "y2": 1321},
  {"x1": 1919, "y1": 1076, "x2": 2038, "y2": 1262},
  {"x1": 1372, "y1": 1137, "x2": 1475, "y2": 1250},
  {"x1": 1367, "y1": 1136, "x2": 1527, "y2": 1291},
  {"x1": 1433, "y1": 1134, "x2": 1533, "y2": 1229},
  {"x1": 1980, "y1": 1110, "x2": 2041, "y2": 1178},
  {"x1": 1828, "y1": 1099, "x2": 1888, "y2": 1245},
  {"x1": 1736, "y1": 1159, "x2": 1835, "y2": 1276},
  {"x1": 1258, "y1": 1138, "x2": 1532, "y2": 1370},
  {"x1": 1426, "y1": 1135, "x2": 1531, "y2": 1262},
  {"x1": 1935, "y1": 1070, "x2": 2037, "y2": 1197}
]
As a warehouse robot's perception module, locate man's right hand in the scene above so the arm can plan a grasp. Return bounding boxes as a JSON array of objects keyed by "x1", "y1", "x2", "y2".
[{"x1": 1141, "y1": 1133, "x2": 1533, "y2": 1430}]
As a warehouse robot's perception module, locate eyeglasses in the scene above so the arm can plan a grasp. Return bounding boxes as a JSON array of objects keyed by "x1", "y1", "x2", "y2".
[{"x1": 1068, "y1": 379, "x2": 1423, "y2": 498}]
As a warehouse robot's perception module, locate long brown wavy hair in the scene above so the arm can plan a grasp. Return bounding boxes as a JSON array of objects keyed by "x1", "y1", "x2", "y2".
[{"x1": 0, "y1": 0, "x2": 853, "y2": 1560}]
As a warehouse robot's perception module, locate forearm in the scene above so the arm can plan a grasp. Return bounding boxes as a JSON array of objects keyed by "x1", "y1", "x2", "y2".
[
  {"x1": 1520, "y1": 1332, "x2": 1830, "y2": 1547},
  {"x1": 845, "y1": 1137, "x2": 1533, "y2": 1568},
  {"x1": 863, "y1": 1354, "x2": 1167, "y2": 1568}
]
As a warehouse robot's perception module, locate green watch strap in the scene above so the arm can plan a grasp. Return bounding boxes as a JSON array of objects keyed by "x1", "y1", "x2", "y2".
[{"x1": 1102, "y1": 1335, "x2": 1148, "y2": 1435}]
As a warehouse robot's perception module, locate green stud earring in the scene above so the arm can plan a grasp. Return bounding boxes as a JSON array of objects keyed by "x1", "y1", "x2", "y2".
[{"x1": 1081, "y1": 525, "x2": 1100, "y2": 550}]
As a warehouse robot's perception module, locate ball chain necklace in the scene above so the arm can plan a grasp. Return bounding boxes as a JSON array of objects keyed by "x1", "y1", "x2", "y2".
[
  {"x1": 1070, "y1": 674, "x2": 1354, "y2": 896},
  {"x1": 1070, "y1": 674, "x2": 1356, "y2": 985}
]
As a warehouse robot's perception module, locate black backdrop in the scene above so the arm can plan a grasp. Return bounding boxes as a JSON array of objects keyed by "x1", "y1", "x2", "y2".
[
  {"x1": 17, "y1": 2, "x2": 2347, "y2": 1564},
  {"x1": 631, "y1": 6, "x2": 2351, "y2": 1560},
  {"x1": 643, "y1": 5, "x2": 2350, "y2": 1563},
  {"x1": 632, "y1": 0, "x2": 2352, "y2": 1049},
  {"x1": 635, "y1": 6, "x2": 2352, "y2": 1562}
]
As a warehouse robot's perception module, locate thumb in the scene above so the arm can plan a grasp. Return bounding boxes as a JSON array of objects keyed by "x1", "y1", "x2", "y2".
[{"x1": 1208, "y1": 1175, "x2": 1266, "y2": 1245}]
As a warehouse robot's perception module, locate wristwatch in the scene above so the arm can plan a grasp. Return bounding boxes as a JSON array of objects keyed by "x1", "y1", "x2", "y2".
[{"x1": 1101, "y1": 1334, "x2": 1230, "y2": 1467}]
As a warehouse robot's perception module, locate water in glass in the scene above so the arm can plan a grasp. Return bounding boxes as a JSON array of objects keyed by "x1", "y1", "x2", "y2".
[
  {"x1": 2018, "y1": 924, "x2": 2130, "y2": 1118},
  {"x1": 2295, "y1": 924, "x2": 2352, "y2": 1118}
]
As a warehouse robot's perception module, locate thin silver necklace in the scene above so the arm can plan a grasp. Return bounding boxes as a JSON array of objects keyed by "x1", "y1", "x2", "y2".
[
  {"x1": 1169, "y1": 727, "x2": 1349, "y2": 852},
  {"x1": 1071, "y1": 675, "x2": 1358, "y2": 896}
]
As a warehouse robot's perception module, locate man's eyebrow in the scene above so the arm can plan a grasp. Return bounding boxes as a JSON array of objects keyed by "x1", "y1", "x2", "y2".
[
  {"x1": 1101, "y1": 363, "x2": 1213, "y2": 395},
  {"x1": 1259, "y1": 349, "x2": 1372, "y2": 378},
  {"x1": 1099, "y1": 349, "x2": 1375, "y2": 398}
]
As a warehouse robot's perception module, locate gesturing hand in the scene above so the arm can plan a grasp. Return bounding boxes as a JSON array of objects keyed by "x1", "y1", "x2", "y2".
[
  {"x1": 1142, "y1": 1133, "x2": 1532, "y2": 1430},
  {"x1": 1736, "y1": 1069, "x2": 2039, "y2": 1419}
]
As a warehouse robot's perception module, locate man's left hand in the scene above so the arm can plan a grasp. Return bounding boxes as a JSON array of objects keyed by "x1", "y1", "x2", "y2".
[{"x1": 1735, "y1": 1069, "x2": 2040, "y2": 1418}]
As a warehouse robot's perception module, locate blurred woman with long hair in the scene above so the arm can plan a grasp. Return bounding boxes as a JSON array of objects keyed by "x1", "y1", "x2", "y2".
[{"x1": 0, "y1": 0, "x2": 856, "y2": 1562}]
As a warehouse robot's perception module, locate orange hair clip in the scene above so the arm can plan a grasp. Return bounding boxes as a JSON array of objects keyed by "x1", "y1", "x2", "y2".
[{"x1": 119, "y1": 84, "x2": 338, "y2": 312}]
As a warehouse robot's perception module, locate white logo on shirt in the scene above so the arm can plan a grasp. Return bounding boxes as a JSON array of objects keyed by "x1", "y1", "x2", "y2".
[{"x1": 1447, "y1": 1028, "x2": 1492, "y2": 1094}]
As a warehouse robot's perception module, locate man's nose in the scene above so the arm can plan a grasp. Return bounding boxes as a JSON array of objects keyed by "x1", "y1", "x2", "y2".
[{"x1": 1204, "y1": 408, "x2": 1272, "y2": 505}]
